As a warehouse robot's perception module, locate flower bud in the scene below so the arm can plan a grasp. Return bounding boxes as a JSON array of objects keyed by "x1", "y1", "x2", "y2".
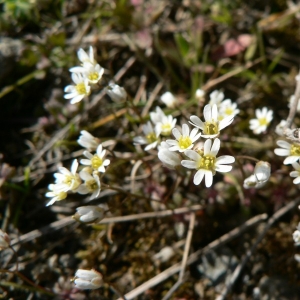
[
  {"x1": 0, "y1": 230, "x2": 10, "y2": 250},
  {"x1": 254, "y1": 161, "x2": 271, "y2": 183},
  {"x1": 106, "y1": 83, "x2": 127, "y2": 102},
  {"x1": 73, "y1": 206, "x2": 105, "y2": 224},
  {"x1": 160, "y1": 91, "x2": 177, "y2": 108},
  {"x1": 73, "y1": 269, "x2": 103, "y2": 289}
]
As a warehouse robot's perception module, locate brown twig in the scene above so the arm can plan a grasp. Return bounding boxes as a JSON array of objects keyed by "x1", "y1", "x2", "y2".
[
  {"x1": 216, "y1": 198, "x2": 300, "y2": 300},
  {"x1": 162, "y1": 212, "x2": 196, "y2": 300},
  {"x1": 116, "y1": 213, "x2": 267, "y2": 300}
]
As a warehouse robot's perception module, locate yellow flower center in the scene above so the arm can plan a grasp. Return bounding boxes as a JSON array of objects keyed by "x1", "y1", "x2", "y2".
[
  {"x1": 146, "y1": 132, "x2": 157, "y2": 144},
  {"x1": 88, "y1": 72, "x2": 99, "y2": 82},
  {"x1": 56, "y1": 191, "x2": 67, "y2": 200},
  {"x1": 224, "y1": 107, "x2": 233, "y2": 115},
  {"x1": 76, "y1": 83, "x2": 88, "y2": 95},
  {"x1": 178, "y1": 136, "x2": 192, "y2": 149},
  {"x1": 291, "y1": 144, "x2": 300, "y2": 156},
  {"x1": 204, "y1": 122, "x2": 219, "y2": 135},
  {"x1": 198, "y1": 155, "x2": 216, "y2": 173},
  {"x1": 258, "y1": 117, "x2": 268, "y2": 126},
  {"x1": 161, "y1": 123, "x2": 172, "y2": 135},
  {"x1": 86, "y1": 179, "x2": 98, "y2": 192},
  {"x1": 91, "y1": 155, "x2": 103, "y2": 170}
]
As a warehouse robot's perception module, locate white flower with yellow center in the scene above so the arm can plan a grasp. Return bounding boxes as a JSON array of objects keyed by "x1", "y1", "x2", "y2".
[
  {"x1": 77, "y1": 170, "x2": 101, "y2": 199},
  {"x1": 290, "y1": 162, "x2": 300, "y2": 184},
  {"x1": 73, "y1": 269, "x2": 103, "y2": 290},
  {"x1": 150, "y1": 107, "x2": 176, "y2": 136},
  {"x1": 274, "y1": 140, "x2": 300, "y2": 164},
  {"x1": 77, "y1": 130, "x2": 100, "y2": 151},
  {"x1": 80, "y1": 144, "x2": 110, "y2": 173},
  {"x1": 64, "y1": 73, "x2": 91, "y2": 104},
  {"x1": 249, "y1": 107, "x2": 273, "y2": 134},
  {"x1": 133, "y1": 121, "x2": 160, "y2": 151},
  {"x1": 45, "y1": 183, "x2": 68, "y2": 206},
  {"x1": 166, "y1": 123, "x2": 201, "y2": 153},
  {"x1": 181, "y1": 138, "x2": 235, "y2": 187},
  {"x1": 190, "y1": 104, "x2": 234, "y2": 139},
  {"x1": 53, "y1": 159, "x2": 81, "y2": 192},
  {"x1": 219, "y1": 99, "x2": 240, "y2": 120},
  {"x1": 70, "y1": 62, "x2": 104, "y2": 85}
]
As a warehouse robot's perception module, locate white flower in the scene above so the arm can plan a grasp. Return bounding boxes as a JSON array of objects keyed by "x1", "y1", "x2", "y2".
[
  {"x1": 290, "y1": 162, "x2": 300, "y2": 184},
  {"x1": 106, "y1": 83, "x2": 127, "y2": 102},
  {"x1": 243, "y1": 161, "x2": 271, "y2": 189},
  {"x1": 133, "y1": 121, "x2": 160, "y2": 151},
  {"x1": 73, "y1": 269, "x2": 103, "y2": 290},
  {"x1": 150, "y1": 107, "x2": 176, "y2": 136},
  {"x1": 80, "y1": 144, "x2": 110, "y2": 173},
  {"x1": 158, "y1": 141, "x2": 181, "y2": 169},
  {"x1": 288, "y1": 95, "x2": 300, "y2": 112},
  {"x1": 160, "y1": 91, "x2": 177, "y2": 108},
  {"x1": 293, "y1": 223, "x2": 300, "y2": 244},
  {"x1": 249, "y1": 107, "x2": 273, "y2": 134},
  {"x1": 274, "y1": 140, "x2": 300, "y2": 165},
  {"x1": 243, "y1": 174, "x2": 266, "y2": 189},
  {"x1": 189, "y1": 104, "x2": 234, "y2": 138},
  {"x1": 219, "y1": 99, "x2": 240, "y2": 120},
  {"x1": 53, "y1": 159, "x2": 81, "y2": 192},
  {"x1": 181, "y1": 138, "x2": 235, "y2": 187},
  {"x1": 64, "y1": 73, "x2": 91, "y2": 104},
  {"x1": 73, "y1": 206, "x2": 105, "y2": 224},
  {"x1": 70, "y1": 62, "x2": 104, "y2": 85},
  {"x1": 166, "y1": 123, "x2": 201, "y2": 152},
  {"x1": 0, "y1": 229, "x2": 10, "y2": 250},
  {"x1": 195, "y1": 89, "x2": 205, "y2": 100},
  {"x1": 45, "y1": 183, "x2": 68, "y2": 206},
  {"x1": 254, "y1": 161, "x2": 271, "y2": 183},
  {"x1": 77, "y1": 170, "x2": 101, "y2": 199},
  {"x1": 76, "y1": 46, "x2": 97, "y2": 65},
  {"x1": 275, "y1": 120, "x2": 287, "y2": 136},
  {"x1": 209, "y1": 90, "x2": 224, "y2": 107},
  {"x1": 77, "y1": 130, "x2": 100, "y2": 151}
]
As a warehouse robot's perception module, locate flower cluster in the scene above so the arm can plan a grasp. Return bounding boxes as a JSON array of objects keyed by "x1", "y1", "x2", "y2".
[
  {"x1": 151, "y1": 93, "x2": 238, "y2": 188},
  {"x1": 45, "y1": 131, "x2": 110, "y2": 206},
  {"x1": 64, "y1": 46, "x2": 105, "y2": 104},
  {"x1": 133, "y1": 106, "x2": 177, "y2": 151}
]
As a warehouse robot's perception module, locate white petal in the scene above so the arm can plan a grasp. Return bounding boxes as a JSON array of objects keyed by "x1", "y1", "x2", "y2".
[
  {"x1": 182, "y1": 124, "x2": 189, "y2": 136},
  {"x1": 274, "y1": 148, "x2": 290, "y2": 156},
  {"x1": 216, "y1": 155, "x2": 235, "y2": 165},
  {"x1": 190, "y1": 116, "x2": 204, "y2": 129},
  {"x1": 181, "y1": 160, "x2": 197, "y2": 169},
  {"x1": 203, "y1": 139, "x2": 212, "y2": 155},
  {"x1": 210, "y1": 138, "x2": 220, "y2": 156},
  {"x1": 215, "y1": 165, "x2": 232, "y2": 173},
  {"x1": 172, "y1": 128, "x2": 181, "y2": 140},
  {"x1": 276, "y1": 140, "x2": 291, "y2": 149},
  {"x1": 184, "y1": 149, "x2": 201, "y2": 161},
  {"x1": 203, "y1": 104, "x2": 212, "y2": 122},
  {"x1": 284, "y1": 156, "x2": 299, "y2": 165},
  {"x1": 194, "y1": 170, "x2": 205, "y2": 185},
  {"x1": 204, "y1": 171, "x2": 213, "y2": 187}
]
